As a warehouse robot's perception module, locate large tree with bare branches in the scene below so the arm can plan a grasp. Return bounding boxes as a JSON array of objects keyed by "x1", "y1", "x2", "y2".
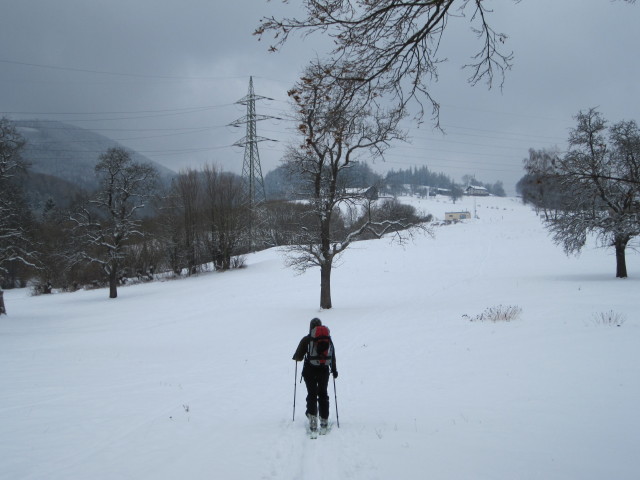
[
  {"x1": 71, "y1": 148, "x2": 158, "y2": 298},
  {"x1": 0, "y1": 118, "x2": 39, "y2": 290},
  {"x1": 530, "y1": 109, "x2": 640, "y2": 278},
  {"x1": 284, "y1": 62, "x2": 425, "y2": 309},
  {"x1": 256, "y1": 0, "x2": 636, "y2": 122}
]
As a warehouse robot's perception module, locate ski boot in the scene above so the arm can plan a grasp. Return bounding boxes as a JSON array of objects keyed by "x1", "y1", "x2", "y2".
[
  {"x1": 319, "y1": 417, "x2": 329, "y2": 435},
  {"x1": 307, "y1": 413, "x2": 318, "y2": 439}
]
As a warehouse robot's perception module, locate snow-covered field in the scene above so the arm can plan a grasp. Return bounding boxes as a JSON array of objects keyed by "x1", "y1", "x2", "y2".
[{"x1": 1, "y1": 195, "x2": 638, "y2": 480}]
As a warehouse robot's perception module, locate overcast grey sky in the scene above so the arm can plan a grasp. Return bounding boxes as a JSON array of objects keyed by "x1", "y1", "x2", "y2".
[{"x1": 2, "y1": 0, "x2": 639, "y2": 193}]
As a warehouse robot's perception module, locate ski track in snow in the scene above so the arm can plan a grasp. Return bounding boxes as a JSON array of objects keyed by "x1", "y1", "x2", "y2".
[{"x1": 262, "y1": 421, "x2": 379, "y2": 480}]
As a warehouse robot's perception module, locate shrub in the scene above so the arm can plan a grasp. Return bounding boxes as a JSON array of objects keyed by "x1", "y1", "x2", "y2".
[
  {"x1": 591, "y1": 310, "x2": 625, "y2": 327},
  {"x1": 464, "y1": 305, "x2": 522, "y2": 322},
  {"x1": 30, "y1": 281, "x2": 53, "y2": 296},
  {"x1": 231, "y1": 255, "x2": 247, "y2": 269}
]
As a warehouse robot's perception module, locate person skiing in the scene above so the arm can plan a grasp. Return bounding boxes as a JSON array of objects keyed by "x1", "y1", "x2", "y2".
[{"x1": 292, "y1": 318, "x2": 338, "y2": 434}]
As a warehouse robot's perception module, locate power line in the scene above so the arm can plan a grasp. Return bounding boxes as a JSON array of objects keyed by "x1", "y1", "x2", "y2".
[
  {"x1": 3, "y1": 103, "x2": 235, "y2": 116},
  {"x1": 440, "y1": 124, "x2": 565, "y2": 142},
  {"x1": 0, "y1": 58, "x2": 252, "y2": 81}
]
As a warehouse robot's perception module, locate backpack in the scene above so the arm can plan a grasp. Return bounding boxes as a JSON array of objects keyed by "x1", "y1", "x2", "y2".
[{"x1": 307, "y1": 325, "x2": 333, "y2": 367}]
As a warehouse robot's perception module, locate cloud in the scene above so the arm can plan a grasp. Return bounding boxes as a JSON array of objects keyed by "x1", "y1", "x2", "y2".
[{"x1": 1, "y1": 0, "x2": 639, "y2": 193}]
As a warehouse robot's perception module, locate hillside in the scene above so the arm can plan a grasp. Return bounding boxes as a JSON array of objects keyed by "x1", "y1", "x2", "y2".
[
  {"x1": 15, "y1": 120, "x2": 176, "y2": 192},
  {"x1": 1, "y1": 195, "x2": 638, "y2": 480},
  {"x1": 19, "y1": 170, "x2": 87, "y2": 212}
]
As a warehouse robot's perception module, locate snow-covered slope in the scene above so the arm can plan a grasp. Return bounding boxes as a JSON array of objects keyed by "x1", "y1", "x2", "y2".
[{"x1": 1, "y1": 196, "x2": 638, "y2": 480}]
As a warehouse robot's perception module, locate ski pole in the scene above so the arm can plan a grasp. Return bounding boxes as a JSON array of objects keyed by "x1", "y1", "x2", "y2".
[
  {"x1": 333, "y1": 375, "x2": 340, "y2": 428},
  {"x1": 293, "y1": 361, "x2": 298, "y2": 422}
]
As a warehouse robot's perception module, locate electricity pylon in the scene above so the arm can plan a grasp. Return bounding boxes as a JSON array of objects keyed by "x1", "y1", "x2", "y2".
[
  {"x1": 230, "y1": 77, "x2": 280, "y2": 251},
  {"x1": 230, "y1": 76, "x2": 274, "y2": 210}
]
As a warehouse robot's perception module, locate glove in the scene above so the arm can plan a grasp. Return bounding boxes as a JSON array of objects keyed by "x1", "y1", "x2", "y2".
[{"x1": 332, "y1": 371, "x2": 338, "y2": 379}]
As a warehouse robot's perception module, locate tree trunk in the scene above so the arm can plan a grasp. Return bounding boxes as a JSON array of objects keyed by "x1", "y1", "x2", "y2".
[
  {"x1": 320, "y1": 261, "x2": 332, "y2": 309},
  {"x1": 0, "y1": 290, "x2": 6, "y2": 315},
  {"x1": 109, "y1": 268, "x2": 118, "y2": 298},
  {"x1": 614, "y1": 236, "x2": 628, "y2": 278}
]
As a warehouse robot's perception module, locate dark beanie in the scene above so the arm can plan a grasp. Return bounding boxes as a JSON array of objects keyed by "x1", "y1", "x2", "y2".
[{"x1": 309, "y1": 318, "x2": 322, "y2": 331}]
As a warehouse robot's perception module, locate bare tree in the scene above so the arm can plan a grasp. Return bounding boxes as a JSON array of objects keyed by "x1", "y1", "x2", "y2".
[
  {"x1": 533, "y1": 109, "x2": 640, "y2": 278},
  {"x1": 256, "y1": 0, "x2": 513, "y2": 122},
  {"x1": 450, "y1": 184, "x2": 464, "y2": 204},
  {"x1": 155, "y1": 188, "x2": 186, "y2": 276},
  {"x1": 257, "y1": 1, "x2": 636, "y2": 122},
  {"x1": 0, "y1": 117, "x2": 27, "y2": 179},
  {"x1": 202, "y1": 165, "x2": 247, "y2": 270},
  {"x1": 173, "y1": 169, "x2": 204, "y2": 275},
  {"x1": 71, "y1": 148, "x2": 158, "y2": 298},
  {"x1": 261, "y1": 200, "x2": 315, "y2": 247},
  {"x1": 284, "y1": 61, "x2": 425, "y2": 309},
  {"x1": 0, "y1": 118, "x2": 39, "y2": 290},
  {"x1": 519, "y1": 147, "x2": 567, "y2": 219}
]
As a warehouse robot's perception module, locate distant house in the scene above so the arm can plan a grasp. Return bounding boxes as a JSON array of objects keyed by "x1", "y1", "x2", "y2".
[
  {"x1": 363, "y1": 185, "x2": 379, "y2": 201},
  {"x1": 465, "y1": 185, "x2": 489, "y2": 196},
  {"x1": 444, "y1": 211, "x2": 471, "y2": 222},
  {"x1": 344, "y1": 186, "x2": 379, "y2": 201}
]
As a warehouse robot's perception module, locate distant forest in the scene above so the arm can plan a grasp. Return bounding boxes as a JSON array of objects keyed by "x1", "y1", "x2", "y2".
[{"x1": 264, "y1": 162, "x2": 506, "y2": 200}]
